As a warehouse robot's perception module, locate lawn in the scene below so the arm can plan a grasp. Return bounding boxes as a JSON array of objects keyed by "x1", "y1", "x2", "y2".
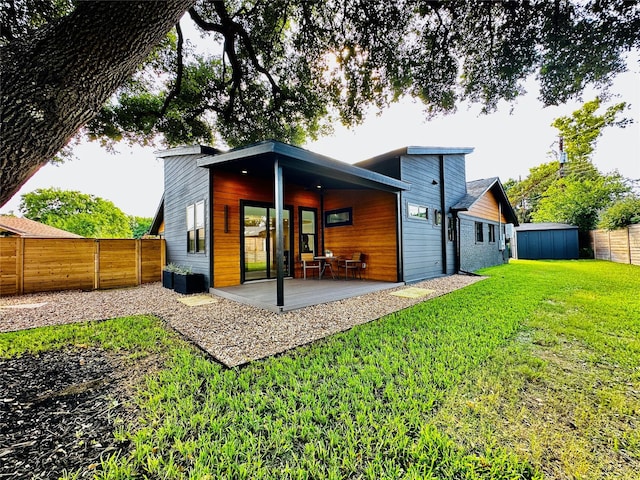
[{"x1": 1, "y1": 260, "x2": 638, "y2": 479}]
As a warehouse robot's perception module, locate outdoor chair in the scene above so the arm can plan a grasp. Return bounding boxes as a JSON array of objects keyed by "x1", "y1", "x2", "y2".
[
  {"x1": 301, "y1": 253, "x2": 321, "y2": 279},
  {"x1": 338, "y1": 252, "x2": 364, "y2": 280}
]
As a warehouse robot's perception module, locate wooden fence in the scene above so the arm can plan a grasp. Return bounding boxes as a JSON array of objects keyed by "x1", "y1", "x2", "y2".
[
  {"x1": 590, "y1": 224, "x2": 640, "y2": 266},
  {"x1": 0, "y1": 238, "x2": 165, "y2": 296}
]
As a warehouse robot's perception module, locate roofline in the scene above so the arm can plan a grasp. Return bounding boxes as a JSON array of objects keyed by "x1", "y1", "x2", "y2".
[
  {"x1": 452, "y1": 177, "x2": 519, "y2": 226},
  {"x1": 154, "y1": 145, "x2": 221, "y2": 158},
  {"x1": 197, "y1": 140, "x2": 411, "y2": 192},
  {"x1": 356, "y1": 146, "x2": 474, "y2": 169},
  {"x1": 148, "y1": 194, "x2": 164, "y2": 235}
]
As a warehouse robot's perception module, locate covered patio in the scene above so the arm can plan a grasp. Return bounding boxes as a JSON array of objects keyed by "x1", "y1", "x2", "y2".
[{"x1": 211, "y1": 277, "x2": 404, "y2": 312}]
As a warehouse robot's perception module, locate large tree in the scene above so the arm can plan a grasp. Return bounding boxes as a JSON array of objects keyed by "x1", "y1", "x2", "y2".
[
  {"x1": 19, "y1": 188, "x2": 133, "y2": 238},
  {"x1": 2, "y1": 1, "x2": 639, "y2": 206},
  {"x1": 506, "y1": 97, "x2": 632, "y2": 224}
]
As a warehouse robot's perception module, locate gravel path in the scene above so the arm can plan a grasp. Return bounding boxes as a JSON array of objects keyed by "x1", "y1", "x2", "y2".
[{"x1": 0, "y1": 275, "x2": 485, "y2": 367}]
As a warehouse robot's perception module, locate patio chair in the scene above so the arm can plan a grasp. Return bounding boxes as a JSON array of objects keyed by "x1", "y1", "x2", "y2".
[
  {"x1": 301, "y1": 253, "x2": 321, "y2": 279},
  {"x1": 339, "y1": 252, "x2": 364, "y2": 279}
]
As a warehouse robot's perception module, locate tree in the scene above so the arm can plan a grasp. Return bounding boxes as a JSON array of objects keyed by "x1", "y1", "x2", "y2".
[
  {"x1": 2, "y1": 1, "x2": 639, "y2": 206},
  {"x1": 532, "y1": 172, "x2": 628, "y2": 232},
  {"x1": 598, "y1": 196, "x2": 640, "y2": 230},
  {"x1": 129, "y1": 216, "x2": 153, "y2": 239},
  {"x1": 506, "y1": 97, "x2": 632, "y2": 224},
  {"x1": 551, "y1": 97, "x2": 631, "y2": 164},
  {"x1": 19, "y1": 188, "x2": 133, "y2": 238}
]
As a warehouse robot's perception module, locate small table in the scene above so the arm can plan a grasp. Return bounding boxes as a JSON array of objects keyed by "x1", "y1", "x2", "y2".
[{"x1": 314, "y1": 256, "x2": 338, "y2": 280}]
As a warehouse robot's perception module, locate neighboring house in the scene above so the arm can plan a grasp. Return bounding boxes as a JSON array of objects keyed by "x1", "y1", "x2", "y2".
[
  {"x1": 451, "y1": 177, "x2": 519, "y2": 272},
  {"x1": 151, "y1": 140, "x2": 518, "y2": 305},
  {"x1": 0, "y1": 215, "x2": 83, "y2": 238},
  {"x1": 514, "y1": 222, "x2": 579, "y2": 260}
]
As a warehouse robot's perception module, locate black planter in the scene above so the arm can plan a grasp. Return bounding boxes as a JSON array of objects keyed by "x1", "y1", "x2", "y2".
[
  {"x1": 162, "y1": 270, "x2": 174, "y2": 289},
  {"x1": 173, "y1": 273, "x2": 205, "y2": 295}
]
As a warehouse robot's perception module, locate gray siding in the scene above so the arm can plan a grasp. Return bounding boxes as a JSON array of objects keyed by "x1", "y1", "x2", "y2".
[
  {"x1": 399, "y1": 154, "x2": 467, "y2": 282},
  {"x1": 443, "y1": 155, "x2": 467, "y2": 273},
  {"x1": 163, "y1": 154, "x2": 211, "y2": 286},
  {"x1": 459, "y1": 214, "x2": 508, "y2": 272}
]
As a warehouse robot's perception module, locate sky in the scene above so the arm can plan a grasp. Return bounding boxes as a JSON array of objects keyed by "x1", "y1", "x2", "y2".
[{"x1": 1, "y1": 58, "x2": 638, "y2": 219}]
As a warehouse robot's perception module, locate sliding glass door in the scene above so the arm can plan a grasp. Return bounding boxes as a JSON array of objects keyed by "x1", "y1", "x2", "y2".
[{"x1": 242, "y1": 203, "x2": 291, "y2": 282}]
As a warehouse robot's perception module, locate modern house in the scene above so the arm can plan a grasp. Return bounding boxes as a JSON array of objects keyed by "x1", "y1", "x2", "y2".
[{"x1": 151, "y1": 140, "x2": 517, "y2": 308}]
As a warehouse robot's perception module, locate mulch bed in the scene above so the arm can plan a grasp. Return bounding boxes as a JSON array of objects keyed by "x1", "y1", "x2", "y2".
[{"x1": 0, "y1": 348, "x2": 136, "y2": 480}]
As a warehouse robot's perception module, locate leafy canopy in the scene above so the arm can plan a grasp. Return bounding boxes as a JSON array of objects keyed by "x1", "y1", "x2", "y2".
[
  {"x1": 19, "y1": 188, "x2": 133, "y2": 238},
  {"x1": 506, "y1": 98, "x2": 632, "y2": 231},
  {"x1": 6, "y1": 0, "x2": 637, "y2": 149},
  {"x1": 598, "y1": 196, "x2": 640, "y2": 230}
]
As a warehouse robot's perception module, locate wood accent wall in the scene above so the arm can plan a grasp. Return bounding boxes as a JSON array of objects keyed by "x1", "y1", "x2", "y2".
[
  {"x1": 0, "y1": 238, "x2": 164, "y2": 296},
  {"x1": 466, "y1": 189, "x2": 508, "y2": 223},
  {"x1": 211, "y1": 170, "x2": 321, "y2": 287},
  {"x1": 324, "y1": 190, "x2": 398, "y2": 282}
]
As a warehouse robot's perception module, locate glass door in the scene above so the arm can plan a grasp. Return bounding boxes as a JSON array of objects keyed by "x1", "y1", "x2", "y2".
[{"x1": 242, "y1": 203, "x2": 291, "y2": 282}]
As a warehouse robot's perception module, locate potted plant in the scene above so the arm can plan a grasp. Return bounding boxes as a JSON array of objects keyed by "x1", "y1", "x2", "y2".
[
  {"x1": 172, "y1": 264, "x2": 205, "y2": 295},
  {"x1": 162, "y1": 263, "x2": 180, "y2": 289}
]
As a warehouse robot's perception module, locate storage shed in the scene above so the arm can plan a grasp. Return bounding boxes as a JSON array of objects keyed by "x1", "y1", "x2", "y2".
[{"x1": 514, "y1": 223, "x2": 579, "y2": 260}]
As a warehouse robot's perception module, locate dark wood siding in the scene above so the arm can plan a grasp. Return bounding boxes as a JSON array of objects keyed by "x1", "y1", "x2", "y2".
[{"x1": 163, "y1": 154, "x2": 211, "y2": 286}]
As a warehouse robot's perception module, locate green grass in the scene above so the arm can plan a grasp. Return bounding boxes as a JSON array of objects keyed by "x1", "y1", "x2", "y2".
[{"x1": 2, "y1": 260, "x2": 638, "y2": 479}]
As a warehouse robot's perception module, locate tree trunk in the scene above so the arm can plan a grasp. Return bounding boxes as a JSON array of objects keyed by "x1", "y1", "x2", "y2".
[{"x1": 0, "y1": 0, "x2": 196, "y2": 207}]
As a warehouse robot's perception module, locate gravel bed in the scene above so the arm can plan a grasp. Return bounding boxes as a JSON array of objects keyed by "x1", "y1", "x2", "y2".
[{"x1": 0, "y1": 275, "x2": 485, "y2": 367}]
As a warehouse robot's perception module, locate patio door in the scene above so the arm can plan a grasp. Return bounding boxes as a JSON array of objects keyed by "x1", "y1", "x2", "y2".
[{"x1": 242, "y1": 203, "x2": 292, "y2": 282}]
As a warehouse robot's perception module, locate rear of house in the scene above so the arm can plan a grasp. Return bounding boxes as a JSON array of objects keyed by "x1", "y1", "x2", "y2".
[{"x1": 153, "y1": 141, "x2": 518, "y2": 292}]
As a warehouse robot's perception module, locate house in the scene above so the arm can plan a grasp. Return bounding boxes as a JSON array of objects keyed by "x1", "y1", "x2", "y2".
[
  {"x1": 451, "y1": 177, "x2": 519, "y2": 272},
  {"x1": 0, "y1": 215, "x2": 83, "y2": 238},
  {"x1": 151, "y1": 140, "x2": 517, "y2": 307},
  {"x1": 514, "y1": 222, "x2": 579, "y2": 260}
]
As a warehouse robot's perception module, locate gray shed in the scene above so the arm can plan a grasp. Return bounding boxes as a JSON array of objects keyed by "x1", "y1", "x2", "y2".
[{"x1": 514, "y1": 223, "x2": 579, "y2": 260}]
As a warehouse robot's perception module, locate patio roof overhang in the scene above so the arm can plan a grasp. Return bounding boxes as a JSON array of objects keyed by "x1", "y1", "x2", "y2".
[{"x1": 196, "y1": 140, "x2": 411, "y2": 193}]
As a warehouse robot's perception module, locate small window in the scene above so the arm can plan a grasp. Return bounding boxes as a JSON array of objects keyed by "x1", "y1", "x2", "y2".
[
  {"x1": 434, "y1": 209, "x2": 442, "y2": 226},
  {"x1": 475, "y1": 222, "x2": 484, "y2": 243},
  {"x1": 447, "y1": 216, "x2": 455, "y2": 242},
  {"x1": 325, "y1": 207, "x2": 352, "y2": 227},
  {"x1": 408, "y1": 203, "x2": 428, "y2": 220},
  {"x1": 488, "y1": 224, "x2": 496, "y2": 243},
  {"x1": 187, "y1": 201, "x2": 206, "y2": 253}
]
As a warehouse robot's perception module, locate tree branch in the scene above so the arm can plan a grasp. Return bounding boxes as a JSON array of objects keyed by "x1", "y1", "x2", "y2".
[{"x1": 160, "y1": 22, "x2": 184, "y2": 117}]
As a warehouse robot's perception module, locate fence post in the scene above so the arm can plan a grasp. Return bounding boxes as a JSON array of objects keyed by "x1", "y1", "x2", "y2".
[
  {"x1": 17, "y1": 238, "x2": 24, "y2": 295},
  {"x1": 94, "y1": 240, "x2": 100, "y2": 290},
  {"x1": 136, "y1": 239, "x2": 142, "y2": 285}
]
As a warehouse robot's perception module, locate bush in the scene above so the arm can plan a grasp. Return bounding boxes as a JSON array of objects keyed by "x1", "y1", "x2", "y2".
[{"x1": 598, "y1": 196, "x2": 640, "y2": 230}]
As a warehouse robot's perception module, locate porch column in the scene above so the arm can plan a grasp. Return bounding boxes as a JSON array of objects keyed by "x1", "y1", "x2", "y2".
[{"x1": 274, "y1": 158, "x2": 285, "y2": 307}]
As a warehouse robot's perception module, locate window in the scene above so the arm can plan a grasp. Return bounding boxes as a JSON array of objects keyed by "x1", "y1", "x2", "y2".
[
  {"x1": 488, "y1": 224, "x2": 496, "y2": 243},
  {"x1": 300, "y1": 208, "x2": 317, "y2": 255},
  {"x1": 434, "y1": 209, "x2": 442, "y2": 226},
  {"x1": 447, "y1": 216, "x2": 455, "y2": 242},
  {"x1": 187, "y1": 201, "x2": 206, "y2": 253},
  {"x1": 325, "y1": 207, "x2": 352, "y2": 227},
  {"x1": 408, "y1": 203, "x2": 428, "y2": 220},
  {"x1": 475, "y1": 222, "x2": 484, "y2": 243}
]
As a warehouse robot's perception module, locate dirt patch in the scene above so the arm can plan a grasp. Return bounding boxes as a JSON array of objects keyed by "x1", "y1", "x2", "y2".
[{"x1": 0, "y1": 348, "x2": 143, "y2": 480}]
